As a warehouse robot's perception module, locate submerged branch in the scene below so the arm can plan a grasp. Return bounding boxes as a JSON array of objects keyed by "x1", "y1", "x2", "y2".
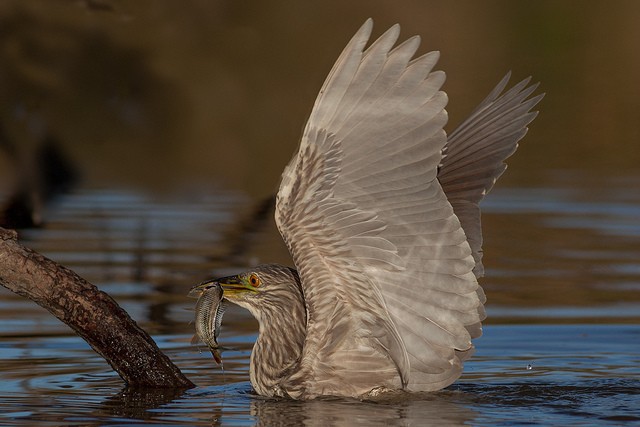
[{"x1": 0, "y1": 227, "x2": 194, "y2": 388}]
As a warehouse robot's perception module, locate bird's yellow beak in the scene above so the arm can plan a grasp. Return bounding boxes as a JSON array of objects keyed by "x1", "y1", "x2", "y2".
[{"x1": 217, "y1": 275, "x2": 256, "y2": 297}]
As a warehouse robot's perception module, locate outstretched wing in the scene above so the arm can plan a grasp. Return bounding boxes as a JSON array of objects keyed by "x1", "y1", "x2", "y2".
[
  {"x1": 439, "y1": 74, "x2": 544, "y2": 278},
  {"x1": 275, "y1": 19, "x2": 481, "y2": 396}
]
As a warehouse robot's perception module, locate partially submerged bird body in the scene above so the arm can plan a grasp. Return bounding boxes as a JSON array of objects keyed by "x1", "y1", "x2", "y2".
[{"x1": 196, "y1": 19, "x2": 542, "y2": 399}]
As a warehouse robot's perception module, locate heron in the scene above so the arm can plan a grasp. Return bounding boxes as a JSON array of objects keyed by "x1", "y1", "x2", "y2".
[{"x1": 203, "y1": 19, "x2": 542, "y2": 399}]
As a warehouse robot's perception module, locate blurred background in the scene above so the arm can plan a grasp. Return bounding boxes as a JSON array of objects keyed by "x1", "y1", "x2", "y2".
[{"x1": 0, "y1": 0, "x2": 638, "y2": 198}]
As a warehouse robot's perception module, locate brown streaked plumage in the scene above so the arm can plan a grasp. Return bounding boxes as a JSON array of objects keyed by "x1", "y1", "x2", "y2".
[{"x1": 199, "y1": 19, "x2": 542, "y2": 399}]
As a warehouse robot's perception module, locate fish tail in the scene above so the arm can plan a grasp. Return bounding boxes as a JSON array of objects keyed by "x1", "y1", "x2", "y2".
[{"x1": 211, "y1": 348, "x2": 222, "y2": 364}]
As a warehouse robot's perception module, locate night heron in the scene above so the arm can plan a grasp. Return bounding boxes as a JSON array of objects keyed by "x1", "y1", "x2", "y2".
[{"x1": 210, "y1": 19, "x2": 542, "y2": 399}]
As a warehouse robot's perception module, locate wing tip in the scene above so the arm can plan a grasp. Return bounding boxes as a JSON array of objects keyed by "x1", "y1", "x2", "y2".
[{"x1": 360, "y1": 18, "x2": 374, "y2": 37}]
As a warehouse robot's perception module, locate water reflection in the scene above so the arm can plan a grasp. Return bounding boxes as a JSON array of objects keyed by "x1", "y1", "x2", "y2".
[
  {"x1": 248, "y1": 393, "x2": 477, "y2": 427},
  {"x1": 1, "y1": 182, "x2": 639, "y2": 425},
  {"x1": 83, "y1": 376, "x2": 639, "y2": 426},
  {"x1": 105, "y1": 384, "x2": 478, "y2": 426},
  {"x1": 98, "y1": 387, "x2": 188, "y2": 422}
]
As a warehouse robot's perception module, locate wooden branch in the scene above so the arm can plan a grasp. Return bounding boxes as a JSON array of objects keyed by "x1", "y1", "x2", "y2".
[{"x1": 0, "y1": 227, "x2": 194, "y2": 388}]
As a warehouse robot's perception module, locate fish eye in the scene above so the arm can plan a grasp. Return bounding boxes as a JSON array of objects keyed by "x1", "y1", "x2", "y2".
[{"x1": 249, "y1": 273, "x2": 261, "y2": 287}]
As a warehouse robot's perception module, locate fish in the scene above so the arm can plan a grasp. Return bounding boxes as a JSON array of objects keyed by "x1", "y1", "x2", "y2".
[{"x1": 188, "y1": 280, "x2": 226, "y2": 364}]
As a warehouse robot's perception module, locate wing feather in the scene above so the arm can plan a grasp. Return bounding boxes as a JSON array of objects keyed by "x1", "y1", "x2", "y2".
[
  {"x1": 439, "y1": 73, "x2": 544, "y2": 277},
  {"x1": 276, "y1": 20, "x2": 479, "y2": 396},
  {"x1": 308, "y1": 21, "x2": 373, "y2": 129},
  {"x1": 275, "y1": 20, "x2": 539, "y2": 397}
]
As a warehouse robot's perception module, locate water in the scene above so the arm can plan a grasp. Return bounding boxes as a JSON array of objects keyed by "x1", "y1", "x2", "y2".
[
  {"x1": 0, "y1": 176, "x2": 639, "y2": 426},
  {"x1": 1, "y1": 325, "x2": 637, "y2": 426}
]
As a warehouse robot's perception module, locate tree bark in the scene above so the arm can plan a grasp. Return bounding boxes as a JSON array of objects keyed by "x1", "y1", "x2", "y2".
[{"x1": 0, "y1": 227, "x2": 194, "y2": 388}]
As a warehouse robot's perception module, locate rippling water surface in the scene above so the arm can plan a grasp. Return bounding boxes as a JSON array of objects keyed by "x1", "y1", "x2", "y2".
[{"x1": 1, "y1": 175, "x2": 639, "y2": 426}]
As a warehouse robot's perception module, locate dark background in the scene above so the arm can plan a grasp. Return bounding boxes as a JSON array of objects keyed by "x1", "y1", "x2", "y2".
[{"x1": 1, "y1": 0, "x2": 638, "y2": 199}]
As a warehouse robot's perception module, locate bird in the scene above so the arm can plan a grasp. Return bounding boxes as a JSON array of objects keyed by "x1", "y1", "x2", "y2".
[{"x1": 210, "y1": 19, "x2": 542, "y2": 400}]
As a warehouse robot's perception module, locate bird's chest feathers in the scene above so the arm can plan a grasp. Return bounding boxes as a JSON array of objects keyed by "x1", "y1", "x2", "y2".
[{"x1": 250, "y1": 332, "x2": 304, "y2": 396}]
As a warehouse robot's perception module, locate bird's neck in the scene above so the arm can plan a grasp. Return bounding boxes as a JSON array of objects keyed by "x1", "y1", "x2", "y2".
[{"x1": 250, "y1": 283, "x2": 306, "y2": 397}]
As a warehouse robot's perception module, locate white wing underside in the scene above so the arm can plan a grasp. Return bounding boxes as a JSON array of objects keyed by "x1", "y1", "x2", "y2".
[{"x1": 275, "y1": 19, "x2": 541, "y2": 396}]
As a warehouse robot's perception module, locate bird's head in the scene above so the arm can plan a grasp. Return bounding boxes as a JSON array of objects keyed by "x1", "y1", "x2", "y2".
[{"x1": 215, "y1": 264, "x2": 302, "y2": 318}]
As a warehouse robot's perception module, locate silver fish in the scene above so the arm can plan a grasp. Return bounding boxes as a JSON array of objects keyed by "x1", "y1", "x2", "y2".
[{"x1": 188, "y1": 280, "x2": 226, "y2": 364}]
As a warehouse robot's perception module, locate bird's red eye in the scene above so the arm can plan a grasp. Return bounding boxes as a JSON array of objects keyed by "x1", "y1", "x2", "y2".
[{"x1": 249, "y1": 273, "x2": 261, "y2": 287}]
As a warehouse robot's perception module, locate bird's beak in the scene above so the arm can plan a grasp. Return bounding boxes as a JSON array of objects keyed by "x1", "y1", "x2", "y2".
[{"x1": 217, "y1": 275, "x2": 252, "y2": 297}]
